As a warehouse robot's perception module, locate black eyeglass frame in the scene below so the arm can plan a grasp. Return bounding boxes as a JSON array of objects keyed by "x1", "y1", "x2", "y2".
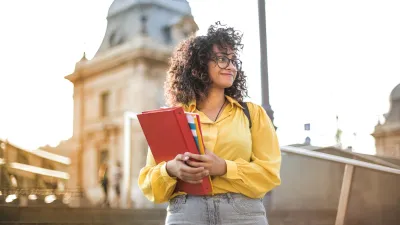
[{"x1": 210, "y1": 55, "x2": 242, "y2": 70}]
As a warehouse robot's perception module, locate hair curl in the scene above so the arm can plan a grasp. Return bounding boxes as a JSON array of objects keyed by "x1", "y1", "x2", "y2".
[{"x1": 164, "y1": 22, "x2": 248, "y2": 106}]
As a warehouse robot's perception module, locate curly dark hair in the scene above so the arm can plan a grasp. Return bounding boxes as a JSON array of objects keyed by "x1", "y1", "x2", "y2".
[{"x1": 164, "y1": 22, "x2": 248, "y2": 106}]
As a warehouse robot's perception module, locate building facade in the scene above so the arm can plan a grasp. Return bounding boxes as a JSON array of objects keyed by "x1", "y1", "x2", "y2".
[
  {"x1": 372, "y1": 83, "x2": 400, "y2": 158},
  {"x1": 49, "y1": 0, "x2": 198, "y2": 208}
]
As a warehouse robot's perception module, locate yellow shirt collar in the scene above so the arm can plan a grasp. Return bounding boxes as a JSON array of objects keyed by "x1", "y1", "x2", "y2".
[{"x1": 186, "y1": 95, "x2": 243, "y2": 112}]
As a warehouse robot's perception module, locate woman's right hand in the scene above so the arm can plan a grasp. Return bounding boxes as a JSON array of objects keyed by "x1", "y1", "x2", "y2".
[{"x1": 166, "y1": 154, "x2": 209, "y2": 184}]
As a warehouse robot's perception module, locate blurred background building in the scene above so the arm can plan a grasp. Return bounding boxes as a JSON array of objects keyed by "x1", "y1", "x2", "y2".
[
  {"x1": 372, "y1": 83, "x2": 400, "y2": 158},
  {"x1": 42, "y1": 0, "x2": 198, "y2": 208},
  {"x1": 0, "y1": 139, "x2": 70, "y2": 206}
]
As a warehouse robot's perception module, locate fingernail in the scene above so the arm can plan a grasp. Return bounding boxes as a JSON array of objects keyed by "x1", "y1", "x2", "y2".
[{"x1": 184, "y1": 156, "x2": 189, "y2": 160}]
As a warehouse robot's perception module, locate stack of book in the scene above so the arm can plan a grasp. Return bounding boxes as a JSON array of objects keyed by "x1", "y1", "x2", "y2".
[{"x1": 137, "y1": 107, "x2": 212, "y2": 195}]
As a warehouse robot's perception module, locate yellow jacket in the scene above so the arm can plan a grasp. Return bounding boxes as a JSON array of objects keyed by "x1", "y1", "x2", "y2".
[{"x1": 138, "y1": 96, "x2": 281, "y2": 203}]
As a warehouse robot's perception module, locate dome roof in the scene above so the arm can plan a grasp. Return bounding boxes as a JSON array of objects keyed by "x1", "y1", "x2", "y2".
[
  {"x1": 94, "y1": 0, "x2": 196, "y2": 56},
  {"x1": 390, "y1": 83, "x2": 400, "y2": 101},
  {"x1": 108, "y1": 0, "x2": 191, "y2": 18}
]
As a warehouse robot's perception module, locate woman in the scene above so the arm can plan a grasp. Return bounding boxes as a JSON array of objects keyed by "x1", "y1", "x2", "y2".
[{"x1": 138, "y1": 22, "x2": 281, "y2": 225}]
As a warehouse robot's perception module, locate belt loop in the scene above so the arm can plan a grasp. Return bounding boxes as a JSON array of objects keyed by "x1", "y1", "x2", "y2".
[{"x1": 226, "y1": 193, "x2": 232, "y2": 204}]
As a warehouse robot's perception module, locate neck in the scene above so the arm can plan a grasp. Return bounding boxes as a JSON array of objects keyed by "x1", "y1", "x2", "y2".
[{"x1": 197, "y1": 87, "x2": 225, "y2": 111}]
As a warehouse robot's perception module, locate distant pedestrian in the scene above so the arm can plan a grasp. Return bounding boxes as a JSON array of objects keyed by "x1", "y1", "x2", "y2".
[
  {"x1": 114, "y1": 161, "x2": 123, "y2": 207},
  {"x1": 98, "y1": 163, "x2": 109, "y2": 207}
]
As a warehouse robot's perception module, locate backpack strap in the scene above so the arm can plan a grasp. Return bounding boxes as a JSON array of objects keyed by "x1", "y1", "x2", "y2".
[{"x1": 239, "y1": 102, "x2": 252, "y2": 129}]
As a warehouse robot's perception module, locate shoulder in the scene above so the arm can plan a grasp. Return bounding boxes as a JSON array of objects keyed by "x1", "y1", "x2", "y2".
[
  {"x1": 176, "y1": 101, "x2": 195, "y2": 112},
  {"x1": 244, "y1": 102, "x2": 266, "y2": 117},
  {"x1": 243, "y1": 102, "x2": 273, "y2": 126}
]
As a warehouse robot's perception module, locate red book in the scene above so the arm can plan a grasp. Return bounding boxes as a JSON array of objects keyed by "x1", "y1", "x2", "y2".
[{"x1": 137, "y1": 107, "x2": 212, "y2": 195}]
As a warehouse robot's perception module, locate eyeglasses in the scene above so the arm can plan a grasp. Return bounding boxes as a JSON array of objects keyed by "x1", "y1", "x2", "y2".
[{"x1": 211, "y1": 56, "x2": 242, "y2": 70}]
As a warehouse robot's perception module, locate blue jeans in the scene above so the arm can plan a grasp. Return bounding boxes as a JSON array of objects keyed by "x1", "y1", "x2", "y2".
[{"x1": 165, "y1": 193, "x2": 268, "y2": 225}]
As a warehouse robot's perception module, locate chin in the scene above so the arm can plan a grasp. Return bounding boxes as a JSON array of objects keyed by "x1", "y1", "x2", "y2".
[
  {"x1": 220, "y1": 79, "x2": 235, "y2": 88},
  {"x1": 224, "y1": 83, "x2": 234, "y2": 88},
  {"x1": 218, "y1": 83, "x2": 234, "y2": 89}
]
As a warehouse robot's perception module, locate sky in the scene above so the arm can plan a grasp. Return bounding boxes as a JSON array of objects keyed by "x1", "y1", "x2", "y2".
[{"x1": 0, "y1": 0, "x2": 399, "y2": 155}]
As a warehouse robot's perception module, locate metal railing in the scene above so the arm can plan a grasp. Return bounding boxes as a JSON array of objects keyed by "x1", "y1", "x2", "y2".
[
  {"x1": 0, "y1": 188, "x2": 83, "y2": 197},
  {"x1": 281, "y1": 145, "x2": 400, "y2": 175},
  {"x1": 280, "y1": 145, "x2": 400, "y2": 225}
]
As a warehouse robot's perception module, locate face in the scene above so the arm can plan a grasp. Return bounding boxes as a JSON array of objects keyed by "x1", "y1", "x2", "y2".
[{"x1": 207, "y1": 45, "x2": 240, "y2": 89}]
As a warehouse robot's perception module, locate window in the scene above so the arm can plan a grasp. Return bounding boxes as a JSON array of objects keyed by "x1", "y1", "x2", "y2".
[
  {"x1": 99, "y1": 149, "x2": 108, "y2": 165},
  {"x1": 163, "y1": 26, "x2": 172, "y2": 44},
  {"x1": 100, "y1": 92, "x2": 110, "y2": 117},
  {"x1": 42, "y1": 159, "x2": 55, "y2": 170},
  {"x1": 17, "y1": 151, "x2": 29, "y2": 164},
  {"x1": 109, "y1": 31, "x2": 125, "y2": 47},
  {"x1": 98, "y1": 148, "x2": 109, "y2": 176}
]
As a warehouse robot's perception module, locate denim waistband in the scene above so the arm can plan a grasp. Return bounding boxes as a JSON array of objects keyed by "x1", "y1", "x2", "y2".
[{"x1": 174, "y1": 192, "x2": 261, "y2": 203}]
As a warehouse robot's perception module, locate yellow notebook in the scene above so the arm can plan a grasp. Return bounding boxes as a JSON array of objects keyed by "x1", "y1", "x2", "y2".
[
  {"x1": 193, "y1": 115, "x2": 206, "y2": 155},
  {"x1": 185, "y1": 112, "x2": 213, "y2": 192}
]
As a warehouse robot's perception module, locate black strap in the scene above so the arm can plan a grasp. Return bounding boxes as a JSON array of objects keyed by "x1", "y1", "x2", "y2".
[{"x1": 239, "y1": 102, "x2": 252, "y2": 129}]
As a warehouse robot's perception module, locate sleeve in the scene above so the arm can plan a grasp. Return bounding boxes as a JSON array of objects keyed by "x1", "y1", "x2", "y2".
[
  {"x1": 222, "y1": 103, "x2": 281, "y2": 198},
  {"x1": 138, "y1": 147, "x2": 178, "y2": 203}
]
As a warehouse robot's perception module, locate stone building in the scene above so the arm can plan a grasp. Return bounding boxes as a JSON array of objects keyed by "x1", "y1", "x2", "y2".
[
  {"x1": 47, "y1": 0, "x2": 198, "y2": 208},
  {"x1": 372, "y1": 83, "x2": 400, "y2": 158}
]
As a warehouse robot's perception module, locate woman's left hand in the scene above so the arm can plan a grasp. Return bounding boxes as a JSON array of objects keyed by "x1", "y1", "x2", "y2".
[{"x1": 184, "y1": 150, "x2": 227, "y2": 176}]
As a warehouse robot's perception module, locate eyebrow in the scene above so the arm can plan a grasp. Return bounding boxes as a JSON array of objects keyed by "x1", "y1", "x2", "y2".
[{"x1": 214, "y1": 52, "x2": 237, "y2": 58}]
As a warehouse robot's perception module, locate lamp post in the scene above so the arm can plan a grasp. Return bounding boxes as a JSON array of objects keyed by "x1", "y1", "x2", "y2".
[
  {"x1": 258, "y1": 0, "x2": 277, "y2": 214},
  {"x1": 258, "y1": 0, "x2": 276, "y2": 129}
]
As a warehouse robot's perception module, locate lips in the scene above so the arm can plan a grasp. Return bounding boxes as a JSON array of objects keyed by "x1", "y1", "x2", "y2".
[{"x1": 220, "y1": 73, "x2": 233, "y2": 76}]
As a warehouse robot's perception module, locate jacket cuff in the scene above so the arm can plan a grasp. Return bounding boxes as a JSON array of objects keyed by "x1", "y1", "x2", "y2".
[
  {"x1": 161, "y1": 162, "x2": 177, "y2": 181},
  {"x1": 222, "y1": 160, "x2": 240, "y2": 179}
]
